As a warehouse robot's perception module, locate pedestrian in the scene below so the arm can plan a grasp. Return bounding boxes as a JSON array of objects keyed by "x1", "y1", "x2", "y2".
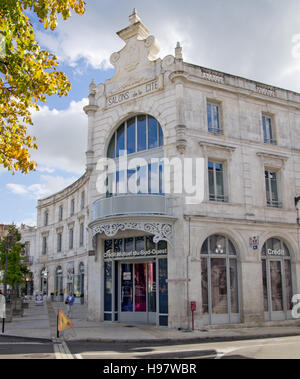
[{"x1": 65, "y1": 291, "x2": 75, "y2": 318}]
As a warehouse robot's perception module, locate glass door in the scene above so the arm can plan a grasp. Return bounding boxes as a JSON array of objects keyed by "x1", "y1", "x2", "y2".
[{"x1": 119, "y1": 262, "x2": 157, "y2": 323}]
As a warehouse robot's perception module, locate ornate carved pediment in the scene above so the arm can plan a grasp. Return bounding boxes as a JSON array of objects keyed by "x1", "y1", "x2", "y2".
[{"x1": 105, "y1": 9, "x2": 161, "y2": 96}]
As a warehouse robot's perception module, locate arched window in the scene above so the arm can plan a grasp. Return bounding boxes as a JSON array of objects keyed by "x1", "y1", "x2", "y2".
[
  {"x1": 201, "y1": 235, "x2": 239, "y2": 325},
  {"x1": 106, "y1": 115, "x2": 164, "y2": 197},
  {"x1": 107, "y1": 115, "x2": 163, "y2": 158},
  {"x1": 261, "y1": 238, "x2": 293, "y2": 320}
]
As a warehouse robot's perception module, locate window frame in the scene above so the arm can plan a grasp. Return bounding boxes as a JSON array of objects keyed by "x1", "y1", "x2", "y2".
[
  {"x1": 42, "y1": 236, "x2": 47, "y2": 255},
  {"x1": 57, "y1": 232, "x2": 62, "y2": 253},
  {"x1": 70, "y1": 199, "x2": 75, "y2": 216},
  {"x1": 208, "y1": 160, "x2": 228, "y2": 202},
  {"x1": 264, "y1": 168, "x2": 282, "y2": 208},
  {"x1": 79, "y1": 222, "x2": 84, "y2": 247},
  {"x1": 44, "y1": 211, "x2": 49, "y2": 226},
  {"x1": 206, "y1": 101, "x2": 223, "y2": 135},
  {"x1": 69, "y1": 228, "x2": 74, "y2": 250},
  {"x1": 262, "y1": 114, "x2": 276, "y2": 145},
  {"x1": 58, "y1": 205, "x2": 63, "y2": 221}
]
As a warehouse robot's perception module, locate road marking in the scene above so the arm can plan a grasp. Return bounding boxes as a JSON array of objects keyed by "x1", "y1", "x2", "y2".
[
  {"x1": 215, "y1": 348, "x2": 238, "y2": 359},
  {"x1": 75, "y1": 353, "x2": 83, "y2": 359},
  {"x1": 78, "y1": 346, "x2": 217, "y2": 358},
  {"x1": 52, "y1": 338, "x2": 74, "y2": 359}
]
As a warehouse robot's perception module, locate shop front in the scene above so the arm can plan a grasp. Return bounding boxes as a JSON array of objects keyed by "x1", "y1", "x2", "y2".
[
  {"x1": 103, "y1": 236, "x2": 168, "y2": 326},
  {"x1": 262, "y1": 238, "x2": 294, "y2": 321}
]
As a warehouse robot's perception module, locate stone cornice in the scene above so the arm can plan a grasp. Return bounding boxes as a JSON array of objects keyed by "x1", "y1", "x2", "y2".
[
  {"x1": 38, "y1": 171, "x2": 90, "y2": 208},
  {"x1": 184, "y1": 214, "x2": 298, "y2": 228},
  {"x1": 180, "y1": 62, "x2": 300, "y2": 108},
  {"x1": 199, "y1": 140, "x2": 236, "y2": 153}
]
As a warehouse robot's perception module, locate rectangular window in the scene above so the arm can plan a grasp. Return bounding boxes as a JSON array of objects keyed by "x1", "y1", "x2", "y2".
[
  {"x1": 262, "y1": 115, "x2": 276, "y2": 144},
  {"x1": 42, "y1": 236, "x2": 47, "y2": 255},
  {"x1": 207, "y1": 102, "x2": 222, "y2": 134},
  {"x1": 69, "y1": 229, "x2": 74, "y2": 250},
  {"x1": 57, "y1": 233, "x2": 62, "y2": 253},
  {"x1": 70, "y1": 199, "x2": 75, "y2": 216},
  {"x1": 79, "y1": 223, "x2": 84, "y2": 247},
  {"x1": 265, "y1": 170, "x2": 281, "y2": 208},
  {"x1": 81, "y1": 192, "x2": 85, "y2": 209},
  {"x1": 24, "y1": 242, "x2": 30, "y2": 256},
  {"x1": 208, "y1": 161, "x2": 227, "y2": 202},
  {"x1": 44, "y1": 212, "x2": 48, "y2": 226},
  {"x1": 59, "y1": 205, "x2": 63, "y2": 221}
]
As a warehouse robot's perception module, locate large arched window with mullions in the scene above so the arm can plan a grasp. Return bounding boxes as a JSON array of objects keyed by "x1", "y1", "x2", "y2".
[
  {"x1": 201, "y1": 234, "x2": 240, "y2": 325},
  {"x1": 261, "y1": 238, "x2": 293, "y2": 321},
  {"x1": 106, "y1": 114, "x2": 164, "y2": 197}
]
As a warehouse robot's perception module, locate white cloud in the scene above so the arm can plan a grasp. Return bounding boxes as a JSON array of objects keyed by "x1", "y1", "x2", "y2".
[
  {"x1": 6, "y1": 175, "x2": 77, "y2": 200},
  {"x1": 33, "y1": 1, "x2": 300, "y2": 93},
  {"x1": 6, "y1": 183, "x2": 29, "y2": 195},
  {"x1": 29, "y1": 98, "x2": 88, "y2": 175}
]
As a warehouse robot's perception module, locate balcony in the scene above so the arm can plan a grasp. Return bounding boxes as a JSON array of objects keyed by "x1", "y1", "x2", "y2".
[{"x1": 93, "y1": 194, "x2": 170, "y2": 220}]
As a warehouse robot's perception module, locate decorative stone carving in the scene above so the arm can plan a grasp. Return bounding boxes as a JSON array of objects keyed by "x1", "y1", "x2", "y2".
[
  {"x1": 105, "y1": 9, "x2": 161, "y2": 96},
  {"x1": 175, "y1": 42, "x2": 183, "y2": 60},
  {"x1": 162, "y1": 55, "x2": 175, "y2": 70},
  {"x1": 91, "y1": 221, "x2": 173, "y2": 245},
  {"x1": 176, "y1": 124, "x2": 187, "y2": 154}
]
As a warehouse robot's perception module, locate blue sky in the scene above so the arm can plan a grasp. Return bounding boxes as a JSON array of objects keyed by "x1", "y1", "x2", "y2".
[{"x1": 2, "y1": 0, "x2": 300, "y2": 225}]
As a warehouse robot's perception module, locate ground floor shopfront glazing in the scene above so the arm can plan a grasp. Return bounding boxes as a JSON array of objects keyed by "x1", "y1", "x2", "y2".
[
  {"x1": 100, "y1": 233, "x2": 297, "y2": 328},
  {"x1": 103, "y1": 236, "x2": 168, "y2": 326}
]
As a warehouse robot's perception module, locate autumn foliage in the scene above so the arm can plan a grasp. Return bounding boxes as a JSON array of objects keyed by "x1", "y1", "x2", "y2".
[{"x1": 0, "y1": 0, "x2": 85, "y2": 173}]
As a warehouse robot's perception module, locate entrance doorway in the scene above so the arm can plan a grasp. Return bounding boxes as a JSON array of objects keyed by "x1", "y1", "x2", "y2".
[
  {"x1": 103, "y1": 236, "x2": 168, "y2": 326},
  {"x1": 262, "y1": 238, "x2": 293, "y2": 321},
  {"x1": 120, "y1": 262, "x2": 156, "y2": 324}
]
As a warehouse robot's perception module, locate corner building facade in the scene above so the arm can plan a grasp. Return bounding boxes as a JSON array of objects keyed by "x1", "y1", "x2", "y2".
[{"x1": 24, "y1": 10, "x2": 300, "y2": 329}]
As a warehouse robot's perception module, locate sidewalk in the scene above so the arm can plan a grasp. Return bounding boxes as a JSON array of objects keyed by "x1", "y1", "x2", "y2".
[{"x1": 2, "y1": 300, "x2": 300, "y2": 343}]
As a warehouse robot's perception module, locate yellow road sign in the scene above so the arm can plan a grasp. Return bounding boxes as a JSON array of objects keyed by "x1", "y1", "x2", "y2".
[{"x1": 58, "y1": 310, "x2": 74, "y2": 332}]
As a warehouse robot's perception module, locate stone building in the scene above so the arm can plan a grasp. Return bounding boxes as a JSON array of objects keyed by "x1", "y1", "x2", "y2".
[{"x1": 22, "y1": 10, "x2": 300, "y2": 328}]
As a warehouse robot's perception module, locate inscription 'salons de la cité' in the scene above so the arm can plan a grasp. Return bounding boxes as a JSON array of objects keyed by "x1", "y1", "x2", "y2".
[{"x1": 106, "y1": 79, "x2": 160, "y2": 107}]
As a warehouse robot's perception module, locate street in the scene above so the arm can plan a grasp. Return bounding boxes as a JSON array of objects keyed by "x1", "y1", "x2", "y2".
[
  {"x1": 66, "y1": 335, "x2": 300, "y2": 359},
  {"x1": 0, "y1": 334, "x2": 300, "y2": 359},
  {"x1": 0, "y1": 335, "x2": 55, "y2": 359}
]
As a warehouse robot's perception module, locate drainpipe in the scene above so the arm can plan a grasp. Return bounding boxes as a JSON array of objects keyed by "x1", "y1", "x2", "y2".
[{"x1": 186, "y1": 216, "x2": 191, "y2": 330}]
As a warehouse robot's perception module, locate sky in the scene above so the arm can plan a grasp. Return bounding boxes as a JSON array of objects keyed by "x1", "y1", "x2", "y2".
[{"x1": 2, "y1": 0, "x2": 300, "y2": 226}]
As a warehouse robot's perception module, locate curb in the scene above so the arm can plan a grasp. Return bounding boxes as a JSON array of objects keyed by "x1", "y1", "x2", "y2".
[{"x1": 65, "y1": 331, "x2": 300, "y2": 344}]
